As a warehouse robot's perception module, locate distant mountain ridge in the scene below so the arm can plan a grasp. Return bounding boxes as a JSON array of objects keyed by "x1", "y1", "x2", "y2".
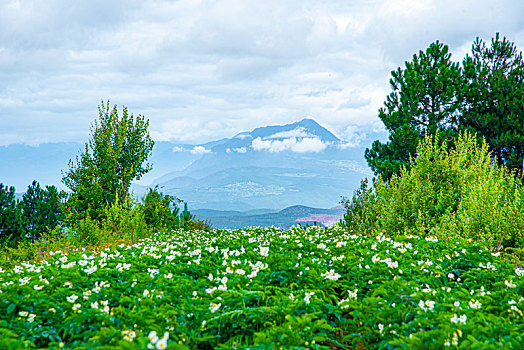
[
  {"x1": 193, "y1": 204, "x2": 346, "y2": 230},
  {"x1": 151, "y1": 118, "x2": 374, "y2": 210},
  {"x1": 1, "y1": 118, "x2": 382, "y2": 213}
]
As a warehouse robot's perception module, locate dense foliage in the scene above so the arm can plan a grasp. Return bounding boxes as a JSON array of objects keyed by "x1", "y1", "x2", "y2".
[
  {"x1": 0, "y1": 181, "x2": 66, "y2": 247},
  {"x1": 62, "y1": 101, "x2": 154, "y2": 222},
  {"x1": 1, "y1": 226, "x2": 522, "y2": 349},
  {"x1": 460, "y1": 33, "x2": 524, "y2": 171},
  {"x1": 365, "y1": 41, "x2": 462, "y2": 180},
  {"x1": 0, "y1": 184, "x2": 24, "y2": 245},
  {"x1": 19, "y1": 181, "x2": 67, "y2": 242},
  {"x1": 345, "y1": 132, "x2": 524, "y2": 257},
  {"x1": 367, "y1": 34, "x2": 524, "y2": 180}
]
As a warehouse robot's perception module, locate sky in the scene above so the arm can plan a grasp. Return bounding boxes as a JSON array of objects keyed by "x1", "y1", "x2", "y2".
[{"x1": 1, "y1": 0, "x2": 524, "y2": 147}]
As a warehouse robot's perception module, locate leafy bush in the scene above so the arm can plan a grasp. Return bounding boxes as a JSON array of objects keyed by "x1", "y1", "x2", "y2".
[
  {"x1": 141, "y1": 187, "x2": 181, "y2": 232},
  {"x1": 102, "y1": 195, "x2": 150, "y2": 244},
  {"x1": 62, "y1": 102, "x2": 154, "y2": 222},
  {"x1": 343, "y1": 132, "x2": 524, "y2": 252},
  {"x1": 70, "y1": 213, "x2": 111, "y2": 247},
  {"x1": 340, "y1": 178, "x2": 377, "y2": 235}
]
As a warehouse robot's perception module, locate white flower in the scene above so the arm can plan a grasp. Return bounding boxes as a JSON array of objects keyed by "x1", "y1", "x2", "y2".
[
  {"x1": 378, "y1": 323, "x2": 384, "y2": 333},
  {"x1": 28, "y1": 313, "x2": 36, "y2": 322},
  {"x1": 321, "y1": 269, "x2": 341, "y2": 281},
  {"x1": 209, "y1": 302, "x2": 221, "y2": 313},
  {"x1": 419, "y1": 300, "x2": 435, "y2": 312},
  {"x1": 143, "y1": 289, "x2": 150, "y2": 297},
  {"x1": 66, "y1": 294, "x2": 78, "y2": 303},
  {"x1": 468, "y1": 299, "x2": 482, "y2": 310},
  {"x1": 72, "y1": 303, "x2": 82, "y2": 313},
  {"x1": 149, "y1": 331, "x2": 159, "y2": 343},
  {"x1": 122, "y1": 329, "x2": 136, "y2": 341},
  {"x1": 19, "y1": 311, "x2": 28, "y2": 317},
  {"x1": 505, "y1": 280, "x2": 517, "y2": 288},
  {"x1": 192, "y1": 291, "x2": 197, "y2": 297},
  {"x1": 348, "y1": 289, "x2": 358, "y2": 299},
  {"x1": 450, "y1": 314, "x2": 466, "y2": 324},
  {"x1": 84, "y1": 265, "x2": 97, "y2": 275},
  {"x1": 259, "y1": 246, "x2": 269, "y2": 257},
  {"x1": 304, "y1": 291, "x2": 315, "y2": 304}
]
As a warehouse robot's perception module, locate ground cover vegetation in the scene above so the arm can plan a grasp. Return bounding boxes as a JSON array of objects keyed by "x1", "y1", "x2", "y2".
[{"x1": 0, "y1": 226, "x2": 522, "y2": 349}]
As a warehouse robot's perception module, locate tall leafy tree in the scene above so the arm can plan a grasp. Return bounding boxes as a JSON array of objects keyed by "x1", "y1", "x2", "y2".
[
  {"x1": 62, "y1": 101, "x2": 155, "y2": 221},
  {"x1": 0, "y1": 183, "x2": 24, "y2": 245},
  {"x1": 460, "y1": 33, "x2": 524, "y2": 172},
  {"x1": 365, "y1": 41, "x2": 463, "y2": 180},
  {"x1": 19, "y1": 180, "x2": 66, "y2": 241}
]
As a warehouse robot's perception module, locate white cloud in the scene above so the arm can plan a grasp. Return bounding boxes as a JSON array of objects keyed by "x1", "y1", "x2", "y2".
[
  {"x1": 172, "y1": 146, "x2": 184, "y2": 152},
  {"x1": 227, "y1": 147, "x2": 247, "y2": 153},
  {"x1": 266, "y1": 127, "x2": 314, "y2": 139},
  {"x1": 1, "y1": 0, "x2": 524, "y2": 145},
  {"x1": 190, "y1": 146, "x2": 211, "y2": 155},
  {"x1": 252, "y1": 137, "x2": 328, "y2": 153}
]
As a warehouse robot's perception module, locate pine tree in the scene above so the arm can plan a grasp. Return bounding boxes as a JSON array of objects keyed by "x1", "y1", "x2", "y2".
[{"x1": 365, "y1": 41, "x2": 462, "y2": 180}]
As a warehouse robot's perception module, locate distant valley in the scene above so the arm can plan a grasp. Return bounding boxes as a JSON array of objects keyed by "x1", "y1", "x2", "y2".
[{"x1": 193, "y1": 205, "x2": 346, "y2": 230}]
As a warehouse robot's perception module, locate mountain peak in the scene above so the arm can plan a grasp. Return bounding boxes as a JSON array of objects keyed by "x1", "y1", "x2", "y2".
[{"x1": 249, "y1": 118, "x2": 340, "y2": 142}]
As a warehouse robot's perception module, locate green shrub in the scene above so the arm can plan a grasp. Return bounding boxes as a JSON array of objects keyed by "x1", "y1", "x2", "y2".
[
  {"x1": 71, "y1": 213, "x2": 110, "y2": 247},
  {"x1": 340, "y1": 178, "x2": 377, "y2": 235},
  {"x1": 102, "y1": 195, "x2": 150, "y2": 244},
  {"x1": 141, "y1": 187, "x2": 181, "y2": 232},
  {"x1": 342, "y1": 132, "x2": 524, "y2": 252}
]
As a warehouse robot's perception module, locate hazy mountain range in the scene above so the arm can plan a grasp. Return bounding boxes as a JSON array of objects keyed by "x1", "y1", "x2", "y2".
[{"x1": 0, "y1": 119, "x2": 382, "y2": 226}]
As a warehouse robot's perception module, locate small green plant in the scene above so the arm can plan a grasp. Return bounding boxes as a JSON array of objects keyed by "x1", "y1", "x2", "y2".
[
  {"x1": 102, "y1": 195, "x2": 150, "y2": 244},
  {"x1": 71, "y1": 212, "x2": 109, "y2": 247}
]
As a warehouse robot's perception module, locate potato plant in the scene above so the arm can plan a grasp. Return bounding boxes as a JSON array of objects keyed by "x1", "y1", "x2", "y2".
[{"x1": 0, "y1": 226, "x2": 523, "y2": 349}]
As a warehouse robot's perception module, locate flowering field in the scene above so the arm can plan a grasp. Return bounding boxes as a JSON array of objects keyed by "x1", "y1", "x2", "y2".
[{"x1": 1, "y1": 226, "x2": 523, "y2": 349}]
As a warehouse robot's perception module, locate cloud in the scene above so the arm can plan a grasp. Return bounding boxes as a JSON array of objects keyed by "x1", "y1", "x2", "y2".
[
  {"x1": 1, "y1": 0, "x2": 524, "y2": 145},
  {"x1": 190, "y1": 146, "x2": 211, "y2": 155},
  {"x1": 172, "y1": 146, "x2": 184, "y2": 152},
  {"x1": 227, "y1": 147, "x2": 248, "y2": 153},
  {"x1": 252, "y1": 137, "x2": 328, "y2": 153},
  {"x1": 266, "y1": 127, "x2": 314, "y2": 139}
]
